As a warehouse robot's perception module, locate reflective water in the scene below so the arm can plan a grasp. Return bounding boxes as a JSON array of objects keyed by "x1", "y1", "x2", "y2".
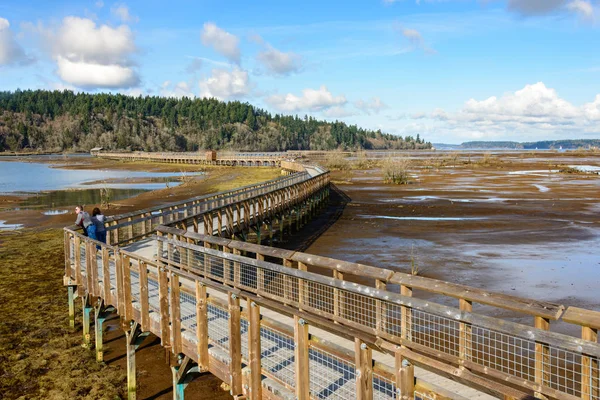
[{"x1": 0, "y1": 161, "x2": 195, "y2": 193}]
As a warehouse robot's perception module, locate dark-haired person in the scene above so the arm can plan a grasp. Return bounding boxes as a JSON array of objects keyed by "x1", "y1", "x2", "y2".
[
  {"x1": 74, "y1": 205, "x2": 96, "y2": 240},
  {"x1": 92, "y1": 207, "x2": 107, "y2": 244}
]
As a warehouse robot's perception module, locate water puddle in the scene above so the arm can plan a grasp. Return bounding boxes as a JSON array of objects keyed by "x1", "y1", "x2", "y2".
[
  {"x1": 533, "y1": 184, "x2": 550, "y2": 192},
  {"x1": 43, "y1": 210, "x2": 69, "y2": 216},
  {"x1": 359, "y1": 215, "x2": 486, "y2": 221},
  {"x1": 0, "y1": 220, "x2": 23, "y2": 230},
  {"x1": 568, "y1": 165, "x2": 600, "y2": 174}
]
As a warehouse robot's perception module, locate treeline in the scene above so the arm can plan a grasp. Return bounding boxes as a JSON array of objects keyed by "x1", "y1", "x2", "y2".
[
  {"x1": 0, "y1": 90, "x2": 431, "y2": 152},
  {"x1": 459, "y1": 140, "x2": 600, "y2": 150}
]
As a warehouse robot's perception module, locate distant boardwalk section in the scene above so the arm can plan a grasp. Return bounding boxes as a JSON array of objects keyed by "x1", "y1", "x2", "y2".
[{"x1": 92, "y1": 150, "x2": 288, "y2": 167}]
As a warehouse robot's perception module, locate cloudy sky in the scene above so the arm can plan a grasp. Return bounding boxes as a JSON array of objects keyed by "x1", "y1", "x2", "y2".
[{"x1": 0, "y1": 0, "x2": 599, "y2": 143}]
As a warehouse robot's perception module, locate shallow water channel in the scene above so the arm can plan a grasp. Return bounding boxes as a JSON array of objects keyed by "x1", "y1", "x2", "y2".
[{"x1": 0, "y1": 160, "x2": 202, "y2": 218}]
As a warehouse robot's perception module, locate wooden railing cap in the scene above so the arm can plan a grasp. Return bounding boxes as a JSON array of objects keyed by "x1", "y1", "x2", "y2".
[
  {"x1": 290, "y1": 252, "x2": 395, "y2": 281},
  {"x1": 390, "y1": 272, "x2": 564, "y2": 320},
  {"x1": 563, "y1": 306, "x2": 600, "y2": 330}
]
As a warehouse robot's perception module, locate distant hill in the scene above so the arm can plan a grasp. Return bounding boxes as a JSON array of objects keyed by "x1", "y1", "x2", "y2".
[
  {"x1": 0, "y1": 90, "x2": 431, "y2": 152},
  {"x1": 434, "y1": 140, "x2": 600, "y2": 150}
]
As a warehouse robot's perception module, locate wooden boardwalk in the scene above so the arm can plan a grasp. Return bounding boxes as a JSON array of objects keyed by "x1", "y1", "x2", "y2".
[{"x1": 63, "y1": 154, "x2": 600, "y2": 400}]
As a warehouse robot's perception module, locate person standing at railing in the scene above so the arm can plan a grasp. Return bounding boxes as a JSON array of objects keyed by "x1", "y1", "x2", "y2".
[
  {"x1": 92, "y1": 207, "x2": 107, "y2": 244},
  {"x1": 74, "y1": 205, "x2": 96, "y2": 240}
]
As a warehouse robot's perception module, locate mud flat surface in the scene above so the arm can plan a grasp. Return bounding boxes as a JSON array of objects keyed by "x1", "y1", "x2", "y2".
[{"x1": 306, "y1": 152, "x2": 600, "y2": 325}]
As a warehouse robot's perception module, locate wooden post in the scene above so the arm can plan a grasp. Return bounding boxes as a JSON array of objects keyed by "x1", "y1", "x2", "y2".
[
  {"x1": 139, "y1": 261, "x2": 150, "y2": 331},
  {"x1": 217, "y1": 210, "x2": 223, "y2": 237},
  {"x1": 458, "y1": 298, "x2": 473, "y2": 366},
  {"x1": 115, "y1": 250, "x2": 124, "y2": 316},
  {"x1": 534, "y1": 316, "x2": 550, "y2": 399},
  {"x1": 64, "y1": 230, "x2": 71, "y2": 277},
  {"x1": 74, "y1": 236, "x2": 82, "y2": 295},
  {"x1": 228, "y1": 293, "x2": 243, "y2": 395},
  {"x1": 297, "y1": 261, "x2": 307, "y2": 308},
  {"x1": 158, "y1": 265, "x2": 171, "y2": 349},
  {"x1": 375, "y1": 279, "x2": 386, "y2": 334},
  {"x1": 122, "y1": 254, "x2": 132, "y2": 323},
  {"x1": 355, "y1": 339, "x2": 373, "y2": 400},
  {"x1": 396, "y1": 351, "x2": 414, "y2": 400},
  {"x1": 82, "y1": 294, "x2": 93, "y2": 348},
  {"x1": 224, "y1": 247, "x2": 232, "y2": 284},
  {"x1": 127, "y1": 217, "x2": 133, "y2": 241},
  {"x1": 582, "y1": 326, "x2": 598, "y2": 400},
  {"x1": 248, "y1": 299, "x2": 262, "y2": 400},
  {"x1": 401, "y1": 285, "x2": 412, "y2": 341},
  {"x1": 170, "y1": 273, "x2": 182, "y2": 355},
  {"x1": 333, "y1": 270, "x2": 344, "y2": 320},
  {"x1": 68, "y1": 285, "x2": 75, "y2": 329},
  {"x1": 102, "y1": 247, "x2": 111, "y2": 302},
  {"x1": 196, "y1": 282, "x2": 209, "y2": 372},
  {"x1": 126, "y1": 327, "x2": 137, "y2": 400},
  {"x1": 294, "y1": 315, "x2": 310, "y2": 400}
]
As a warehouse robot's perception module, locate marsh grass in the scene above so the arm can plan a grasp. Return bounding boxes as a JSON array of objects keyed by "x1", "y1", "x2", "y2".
[
  {"x1": 0, "y1": 229, "x2": 126, "y2": 399},
  {"x1": 382, "y1": 157, "x2": 412, "y2": 184}
]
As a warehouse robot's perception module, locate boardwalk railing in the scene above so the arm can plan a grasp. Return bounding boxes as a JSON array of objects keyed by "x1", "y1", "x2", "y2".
[{"x1": 63, "y1": 157, "x2": 600, "y2": 400}]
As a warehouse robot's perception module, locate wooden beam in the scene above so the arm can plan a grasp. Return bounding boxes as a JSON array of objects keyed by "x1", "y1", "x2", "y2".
[
  {"x1": 294, "y1": 315, "x2": 310, "y2": 400},
  {"x1": 229, "y1": 293, "x2": 243, "y2": 395},
  {"x1": 534, "y1": 316, "x2": 550, "y2": 399},
  {"x1": 248, "y1": 299, "x2": 262, "y2": 400},
  {"x1": 196, "y1": 282, "x2": 209, "y2": 372},
  {"x1": 355, "y1": 339, "x2": 373, "y2": 400}
]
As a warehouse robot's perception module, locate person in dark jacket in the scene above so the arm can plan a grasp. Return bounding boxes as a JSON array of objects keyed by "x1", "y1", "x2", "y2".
[
  {"x1": 74, "y1": 205, "x2": 96, "y2": 240},
  {"x1": 92, "y1": 207, "x2": 107, "y2": 244}
]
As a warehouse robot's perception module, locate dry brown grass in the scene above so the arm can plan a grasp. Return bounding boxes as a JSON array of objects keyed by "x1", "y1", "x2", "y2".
[{"x1": 0, "y1": 229, "x2": 126, "y2": 399}]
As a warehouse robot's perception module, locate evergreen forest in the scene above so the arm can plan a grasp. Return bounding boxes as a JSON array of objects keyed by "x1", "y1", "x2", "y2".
[{"x1": 0, "y1": 90, "x2": 431, "y2": 152}]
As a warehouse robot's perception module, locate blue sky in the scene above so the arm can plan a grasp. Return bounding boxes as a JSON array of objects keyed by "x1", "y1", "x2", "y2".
[{"x1": 0, "y1": 0, "x2": 599, "y2": 143}]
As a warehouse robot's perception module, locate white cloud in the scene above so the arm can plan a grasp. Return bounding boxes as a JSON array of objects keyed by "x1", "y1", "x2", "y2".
[
  {"x1": 200, "y1": 23, "x2": 240, "y2": 64},
  {"x1": 323, "y1": 106, "x2": 356, "y2": 118},
  {"x1": 566, "y1": 0, "x2": 595, "y2": 19},
  {"x1": 199, "y1": 67, "x2": 250, "y2": 99},
  {"x1": 111, "y1": 4, "x2": 138, "y2": 23},
  {"x1": 252, "y1": 34, "x2": 302, "y2": 76},
  {"x1": 404, "y1": 82, "x2": 600, "y2": 141},
  {"x1": 185, "y1": 58, "x2": 203, "y2": 74},
  {"x1": 47, "y1": 16, "x2": 139, "y2": 88},
  {"x1": 0, "y1": 17, "x2": 33, "y2": 66},
  {"x1": 394, "y1": 24, "x2": 436, "y2": 53},
  {"x1": 257, "y1": 45, "x2": 302, "y2": 75},
  {"x1": 266, "y1": 85, "x2": 347, "y2": 112},
  {"x1": 95, "y1": 1, "x2": 104, "y2": 8},
  {"x1": 355, "y1": 97, "x2": 388, "y2": 115},
  {"x1": 56, "y1": 56, "x2": 138, "y2": 88},
  {"x1": 161, "y1": 80, "x2": 195, "y2": 98}
]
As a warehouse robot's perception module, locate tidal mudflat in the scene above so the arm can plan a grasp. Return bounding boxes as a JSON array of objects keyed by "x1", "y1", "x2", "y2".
[{"x1": 306, "y1": 151, "x2": 600, "y2": 326}]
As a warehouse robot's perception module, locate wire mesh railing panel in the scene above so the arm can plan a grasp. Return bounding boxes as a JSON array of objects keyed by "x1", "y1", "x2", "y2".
[
  {"x1": 130, "y1": 270, "x2": 140, "y2": 301},
  {"x1": 590, "y1": 358, "x2": 600, "y2": 400},
  {"x1": 239, "y1": 264, "x2": 258, "y2": 291},
  {"x1": 260, "y1": 326, "x2": 296, "y2": 388},
  {"x1": 303, "y1": 280, "x2": 335, "y2": 316},
  {"x1": 339, "y1": 291, "x2": 377, "y2": 329},
  {"x1": 180, "y1": 290, "x2": 197, "y2": 331},
  {"x1": 207, "y1": 303, "x2": 229, "y2": 351},
  {"x1": 240, "y1": 318, "x2": 249, "y2": 361},
  {"x1": 470, "y1": 326, "x2": 535, "y2": 382},
  {"x1": 409, "y1": 309, "x2": 461, "y2": 357},
  {"x1": 309, "y1": 346, "x2": 356, "y2": 400},
  {"x1": 148, "y1": 277, "x2": 160, "y2": 313},
  {"x1": 373, "y1": 373, "x2": 396, "y2": 400},
  {"x1": 545, "y1": 347, "x2": 583, "y2": 397}
]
